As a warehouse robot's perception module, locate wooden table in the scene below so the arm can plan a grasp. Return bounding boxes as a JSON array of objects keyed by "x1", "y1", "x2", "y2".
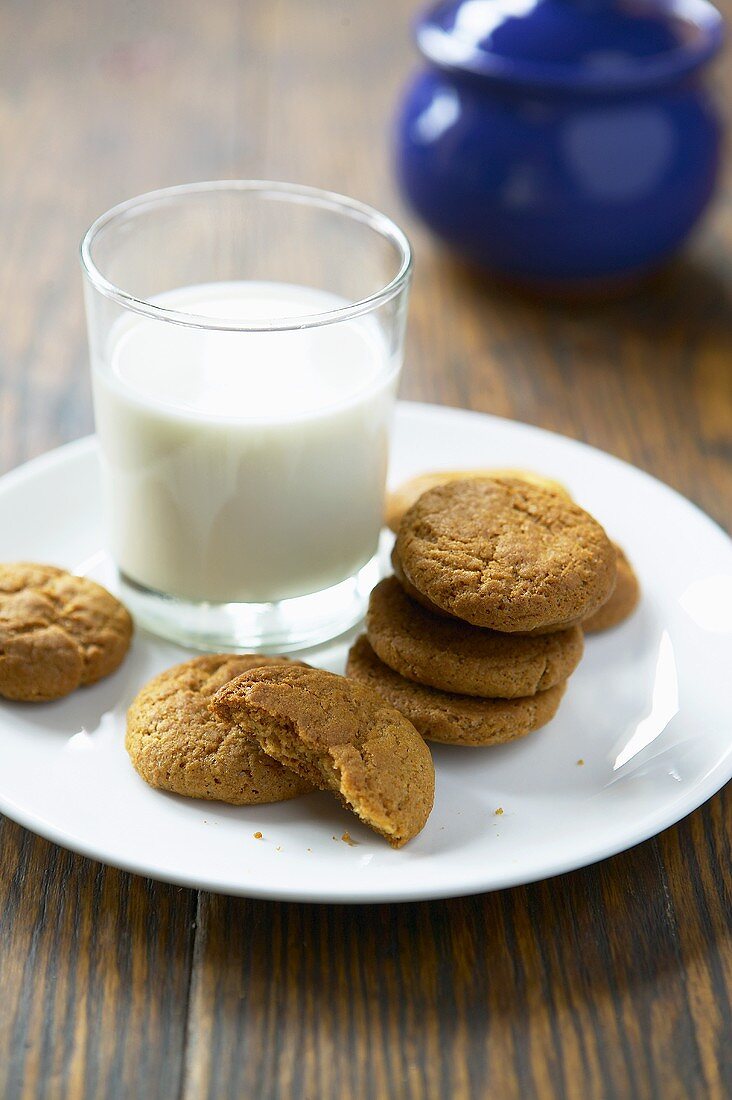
[{"x1": 1, "y1": 2, "x2": 730, "y2": 1096}]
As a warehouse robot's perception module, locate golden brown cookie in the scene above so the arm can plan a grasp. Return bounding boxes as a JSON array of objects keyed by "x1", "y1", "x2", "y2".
[
  {"x1": 367, "y1": 576, "x2": 584, "y2": 698},
  {"x1": 385, "y1": 468, "x2": 572, "y2": 532},
  {"x1": 126, "y1": 654, "x2": 313, "y2": 805},
  {"x1": 212, "y1": 664, "x2": 434, "y2": 848},
  {"x1": 396, "y1": 478, "x2": 616, "y2": 634},
  {"x1": 0, "y1": 563, "x2": 133, "y2": 702},
  {"x1": 392, "y1": 544, "x2": 585, "y2": 636},
  {"x1": 391, "y1": 544, "x2": 451, "y2": 617},
  {"x1": 347, "y1": 635, "x2": 566, "y2": 747},
  {"x1": 583, "y1": 544, "x2": 640, "y2": 633}
]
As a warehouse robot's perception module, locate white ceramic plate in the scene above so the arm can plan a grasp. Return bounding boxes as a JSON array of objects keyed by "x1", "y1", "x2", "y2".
[{"x1": 1, "y1": 402, "x2": 730, "y2": 902}]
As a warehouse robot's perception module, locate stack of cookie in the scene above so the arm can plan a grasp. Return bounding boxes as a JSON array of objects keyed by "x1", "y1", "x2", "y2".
[{"x1": 348, "y1": 477, "x2": 618, "y2": 747}]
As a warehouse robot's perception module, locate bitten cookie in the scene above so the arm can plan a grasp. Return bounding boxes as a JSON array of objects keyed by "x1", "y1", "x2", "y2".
[
  {"x1": 0, "y1": 563, "x2": 133, "y2": 702},
  {"x1": 385, "y1": 468, "x2": 572, "y2": 533},
  {"x1": 347, "y1": 635, "x2": 566, "y2": 747},
  {"x1": 212, "y1": 665, "x2": 434, "y2": 848},
  {"x1": 367, "y1": 576, "x2": 584, "y2": 698},
  {"x1": 396, "y1": 478, "x2": 616, "y2": 634},
  {"x1": 584, "y1": 544, "x2": 640, "y2": 633},
  {"x1": 126, "y1": 654, "x2": 313, "y2": 805}
]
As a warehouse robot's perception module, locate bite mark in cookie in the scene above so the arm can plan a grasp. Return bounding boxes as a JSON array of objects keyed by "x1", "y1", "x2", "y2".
[{"x1": 212, "y1": 664, "x2": 434, "y2": 848}]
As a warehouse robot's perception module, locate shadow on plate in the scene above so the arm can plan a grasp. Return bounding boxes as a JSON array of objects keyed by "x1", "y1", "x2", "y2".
[{"x1": 146, "y1": 775, "x2": 488, "y2": 859}]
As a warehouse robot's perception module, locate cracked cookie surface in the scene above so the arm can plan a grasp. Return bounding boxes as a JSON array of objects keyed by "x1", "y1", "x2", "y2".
[
  {"x1": 212, "y1": 664, "x2": 434, "y2": 848},
  {"x1": 0, "y1": 562, "x2": 133, "y2": 702},
  {"x1": 367, "y1": 576, "x2": 583, "y2": 698},
  {"x1": 347, "y1": 635, "x2": 566, "y2": 746},
  {"x1": 385, "y1": 467, "x2": 572, "y2": 533},
  {"x1": 126, "y1": 654, "x2": 313, "y2": 805},
  {"x1": 396, "y1": 478, "x2": 616, "y2": 634},
  {"x1": 391, "y1": 545, "x2": 585, "y2": 635}
]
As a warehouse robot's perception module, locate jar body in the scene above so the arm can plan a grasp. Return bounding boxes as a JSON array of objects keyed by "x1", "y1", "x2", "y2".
[{"x1": 396, "y1": 69, "x2": 722, "y2": 287}]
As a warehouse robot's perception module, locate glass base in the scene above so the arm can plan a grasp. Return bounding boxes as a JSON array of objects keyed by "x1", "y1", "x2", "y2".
[{"x1": 119, "y1": 553, "x2": 382, "y2": 653}]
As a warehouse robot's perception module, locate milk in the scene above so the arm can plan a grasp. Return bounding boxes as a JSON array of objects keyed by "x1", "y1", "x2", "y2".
[{"x1": 91, "y1": 281, "x2": 398, "y2": 604}]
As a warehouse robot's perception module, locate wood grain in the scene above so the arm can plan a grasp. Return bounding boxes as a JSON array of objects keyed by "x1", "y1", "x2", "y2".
[
  {"x1": 0, "y1": 0, "x2": 730, "y2": 1098},
  {"x1": 0, "y1": 828, "x2": 197, "y2": 1100}
]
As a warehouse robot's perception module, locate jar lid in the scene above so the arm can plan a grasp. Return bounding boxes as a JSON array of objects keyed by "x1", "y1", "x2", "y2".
[{"x1": 416, "y1": 0, "x2": 724, "y2": 93}]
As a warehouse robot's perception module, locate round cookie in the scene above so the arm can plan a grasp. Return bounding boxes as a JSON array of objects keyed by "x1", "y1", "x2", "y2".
[
  {"x1": 385, "y1": 468, "x2": 572, "y2": 533},
  {"x1": 0, "y1": 562, "x2": 133, "y2": 702},
  {"x1": 367, "y1": 576, "x2": 584, "y2": 698},
  {"x1": 126, "y1": 654, "x2": 313, "y2": 805},
  {"x1": 396, "y1": 478, "x2": 616, "y2": 634},
  {"x1": 212, "y1": 664, "x2": 434, "y2": 848},
  {"x1": 583, "y1": 544, "x2": 640, "y2": 633},
  {"x1": 347, "y1": 635, "x2": 566, "y2": 747}
]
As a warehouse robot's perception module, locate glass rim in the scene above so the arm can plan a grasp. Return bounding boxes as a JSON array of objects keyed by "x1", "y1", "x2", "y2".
[{"x1": 80, "y1": 180, "x2": 413, "y2": 332}]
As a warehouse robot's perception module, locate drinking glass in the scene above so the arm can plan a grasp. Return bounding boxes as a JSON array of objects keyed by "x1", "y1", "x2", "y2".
[{"x1": 81, "y1": 181, "x2": 412, "y2": 651}]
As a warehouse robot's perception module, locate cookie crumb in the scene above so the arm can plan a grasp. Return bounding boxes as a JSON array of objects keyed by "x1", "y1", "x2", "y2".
[
  {"x1": 306, "y1": 847, "x2": 312, "y2": 852},
  {"x1": 494, "y1": 807, "x2": 504, "y2": 816},
  {"x1": 253, "y1": 831, "x2": 263, "y2": 839},
  {"x1": 576, "y1": 758, "x2": 585, "y2": 766},
  {"x1": 276, "y1": 845, "x2": 282, "y2": 852},
  {"x1": 341, "y1": 831, "x2": 358, "y2": 846}
]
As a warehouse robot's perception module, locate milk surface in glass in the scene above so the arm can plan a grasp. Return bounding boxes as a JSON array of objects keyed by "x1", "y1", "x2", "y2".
[{"x1": 91, "y1": 281, "x2": 397, "y2": 604}]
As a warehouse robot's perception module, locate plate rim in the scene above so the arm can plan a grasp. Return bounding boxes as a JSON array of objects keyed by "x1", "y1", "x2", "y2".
[{"x1": 0, "y1": 402, "x2": 730, "y2": 902}]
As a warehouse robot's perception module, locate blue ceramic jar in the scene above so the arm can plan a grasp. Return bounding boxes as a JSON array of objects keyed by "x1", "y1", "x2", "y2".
[{"x1": 395, "y1": 0, "x2": 724, "y2": 291}]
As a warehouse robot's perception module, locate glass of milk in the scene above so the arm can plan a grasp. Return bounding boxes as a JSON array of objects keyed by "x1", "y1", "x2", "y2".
[{"x1": 81, "y1": 181, "x2": 411, "y2": 651}]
